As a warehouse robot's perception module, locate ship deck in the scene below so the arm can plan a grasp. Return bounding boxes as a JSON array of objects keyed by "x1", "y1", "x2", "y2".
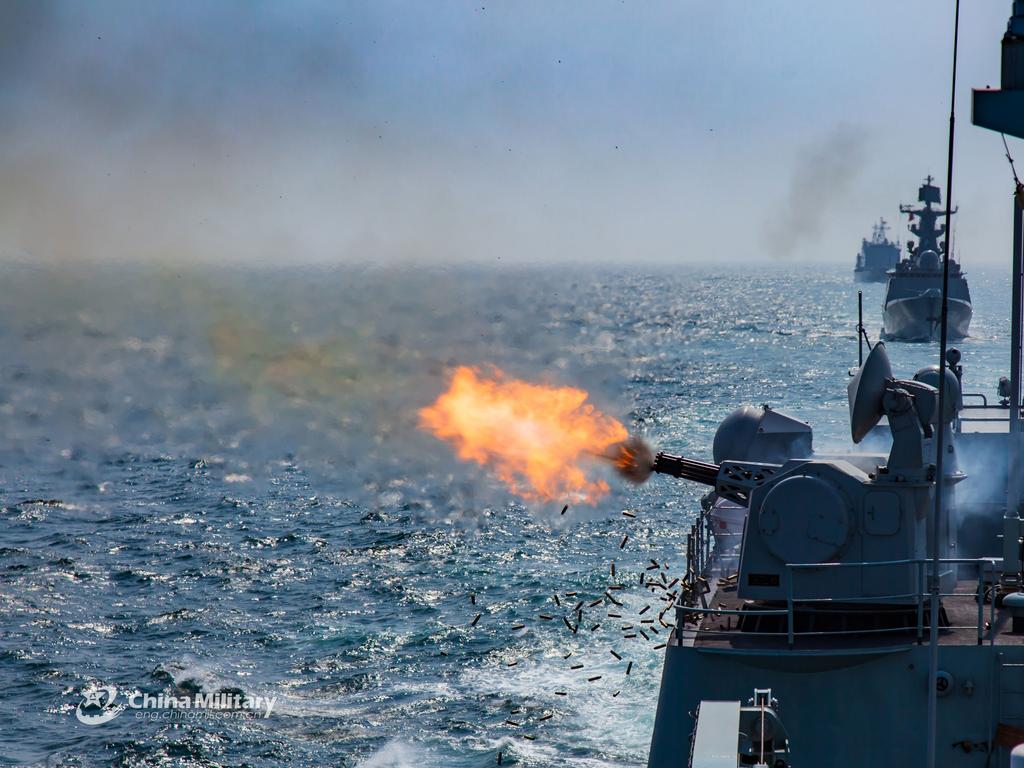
[{"x1": 685, "y1": 570, "x2": 1024, "y2": 652}]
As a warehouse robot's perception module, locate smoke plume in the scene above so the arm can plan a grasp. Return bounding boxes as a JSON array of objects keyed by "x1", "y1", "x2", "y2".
[{"x1": 763, "y1": 124, "x2": 869, "y2": 259}]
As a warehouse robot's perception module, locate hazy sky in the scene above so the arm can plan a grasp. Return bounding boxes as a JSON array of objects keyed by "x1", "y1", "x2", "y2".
[{"x1": 0, "y1": 1, "x2": 1019, "y2": 266}]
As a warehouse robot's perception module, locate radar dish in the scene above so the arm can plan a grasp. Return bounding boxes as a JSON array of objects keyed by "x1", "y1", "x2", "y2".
[{"x1": 848, "y1": 342, "x2": 892, "y2": 443}]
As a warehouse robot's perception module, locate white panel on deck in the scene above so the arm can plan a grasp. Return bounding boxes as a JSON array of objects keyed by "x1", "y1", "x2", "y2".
[{"x1": 690, "y1": 700, "x2": 740, "y2": 768}]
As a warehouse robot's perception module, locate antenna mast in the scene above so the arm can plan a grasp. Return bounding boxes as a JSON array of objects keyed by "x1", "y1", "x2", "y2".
[{"x1": 926, "y1": 1, "x2": 961, "y2": 766}]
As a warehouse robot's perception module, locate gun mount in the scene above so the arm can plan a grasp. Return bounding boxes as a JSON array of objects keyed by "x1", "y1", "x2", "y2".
[{"x1": 610, "y1": 342, "x2": 963, "y2": 605}]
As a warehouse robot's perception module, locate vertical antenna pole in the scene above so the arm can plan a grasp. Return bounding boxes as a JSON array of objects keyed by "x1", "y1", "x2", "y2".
[
  {"x1": 927, "y1": 2, "x2": 960, "y2": 766},
  {"x1": 1008, "y1": 190, "x2": 1023, "y2": 568},
  {"x1": 857, "y1": 291, "x2": 864, "y2": 366}
]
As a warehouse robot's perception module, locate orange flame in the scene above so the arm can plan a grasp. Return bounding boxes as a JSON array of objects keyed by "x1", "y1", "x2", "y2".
[{"x1": 419, "y1": 366, "x2": 628, "y2": 504}]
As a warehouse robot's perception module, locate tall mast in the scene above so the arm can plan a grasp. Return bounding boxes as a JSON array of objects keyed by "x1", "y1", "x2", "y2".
[{"x1": 926, "y1": 2, "x2": 961, "y2": 767}]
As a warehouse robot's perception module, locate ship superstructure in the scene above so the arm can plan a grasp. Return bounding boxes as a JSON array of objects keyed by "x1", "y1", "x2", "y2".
[
  {"x1": 854, "y1": 218, "x2": 901, "y2": 282},
  {"x1": 881, "y1": 177, "x2": 972, "y2": 341}
]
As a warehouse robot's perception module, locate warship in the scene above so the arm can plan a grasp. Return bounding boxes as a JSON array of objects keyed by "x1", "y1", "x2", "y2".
[
  {"x1": 880, "y1": 177, "x2": 973, "y2": 342},
  {"x1": 854, "y1": 218, "x2": 901, "y2": 282},
  {"x1": 614, "y1": 5, "x2": 1024, "y2": 765}
]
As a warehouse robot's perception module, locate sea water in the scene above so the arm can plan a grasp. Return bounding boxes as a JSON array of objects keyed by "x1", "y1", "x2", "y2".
[{"x1": 0, "y1": 263, "x2": 1010, "y2": 766}]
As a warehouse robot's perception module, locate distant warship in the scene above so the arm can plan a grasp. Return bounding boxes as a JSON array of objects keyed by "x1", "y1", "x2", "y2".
[
  {"x1": 880, "y1": 176, "x2": 972, "y2": 341},
  {"x1": 853, "y1": 218, "x2": 900, "y2": 282}
]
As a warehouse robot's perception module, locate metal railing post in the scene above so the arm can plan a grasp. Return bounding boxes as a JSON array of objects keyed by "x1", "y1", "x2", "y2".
[
  {"x1": 978, "y1": 573, "x2": 985, "y2": 646},
  {"x1": 786, "y1": 568, "x2": 794, "y2": 649},
  {"x1": 991, "y1": 560, "x2": 998, "y2": 646},
  {"x1": 917, "y1": 560, "x2": 925, "y2": 644},
  {"x1": 697, "y1": 516, "x2": 704, "y2": 572}
]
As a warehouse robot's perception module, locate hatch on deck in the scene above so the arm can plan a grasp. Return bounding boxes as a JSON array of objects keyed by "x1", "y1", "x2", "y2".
[{"x1": 690, "y1": 700, "x2": 741, "y2": 768}]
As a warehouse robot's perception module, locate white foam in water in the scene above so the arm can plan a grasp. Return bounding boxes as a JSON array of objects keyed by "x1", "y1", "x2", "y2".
[
  {"x1": 356, "y1": 739, "x2": 428, "y2": 768},
  {"x1": 460, "y1": 628, "x2": 657, "y2": 765}
]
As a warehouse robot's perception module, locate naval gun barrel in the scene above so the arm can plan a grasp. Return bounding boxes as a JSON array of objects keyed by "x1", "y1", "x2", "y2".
[
  {"x1": 651, "y1": 453, "x2": 720, "y2": 486},
  {"x1": 606, "y1": 436, "x2": 720, "y2": 487}
]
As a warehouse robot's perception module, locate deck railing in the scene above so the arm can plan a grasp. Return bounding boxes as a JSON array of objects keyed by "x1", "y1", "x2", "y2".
[{"x1": 680, "y1": 506, "x2": 1002, "y2": 648}]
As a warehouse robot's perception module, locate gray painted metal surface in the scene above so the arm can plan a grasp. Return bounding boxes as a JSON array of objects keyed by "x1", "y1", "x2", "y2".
[
  {"x1": 880, "y1": 177, "x2": 972, "y2": 342},
  {"x1": 690, "y1": 701, "x2": 740, "y2": 768}
]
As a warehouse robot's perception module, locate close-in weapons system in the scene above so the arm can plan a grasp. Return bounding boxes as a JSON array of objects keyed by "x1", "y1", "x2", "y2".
[{"x1": 614, "y1": 342, "x2": 960, "y2": 608}]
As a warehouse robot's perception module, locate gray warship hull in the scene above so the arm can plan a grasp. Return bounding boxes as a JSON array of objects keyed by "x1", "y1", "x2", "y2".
[
  {"x1": 882, "y1": 294, "x2": 972, "y2": 341},
  {"x1": 854, "y1": 266, "x2": 890, "y2": 283},
  {"x1": 648, "y1": 640, "x2": 1024, "y2": 767}
]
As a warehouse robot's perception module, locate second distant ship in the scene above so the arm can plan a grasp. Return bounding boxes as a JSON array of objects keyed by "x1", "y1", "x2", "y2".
[
  {"x1": 881, "y1": 176, "x2": 972, "y2": 341},
  {"x1": 853, "y1": 218, "x2": 900, "y2": 282}
]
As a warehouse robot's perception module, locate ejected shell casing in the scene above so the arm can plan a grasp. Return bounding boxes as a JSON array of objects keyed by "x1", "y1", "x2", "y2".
[
  {"x1": 587, "y1": 676, "x2": 602, "y2": 682},
  {"x1": 571, "y1": 663, "x2": 584, "y2": 670},
  {"x1": 553, "y1": 594, "x2": 561, "y2": 607},
  {"x1": 560, "y1": 504, "x2": 569, "y2": 515},
  {"x1": 555, "y1": 691, "x2": 568, "y2": 696},
  {"x1": 612, "y1": 690, "x2": 621, "y2": 697},
  {"x1": 610, "y1": 649, "x2": 622, "y2": 660},
  {"x1": 639, "y1": 605, "x2": 651, "y2": 615},
  {"x1": 639, "y1": 629, "x2": 649, "y2": 640},
  {"x1": 626, "y1": 661, "x2": 633, "y2": 675},
  {"x1": 588, "y1": 598, "x2": 603, "y2": 608},
  {"x1": 622, "y1": 510, "x2": 635, "y2": 518},
  {"x1": 471, "y1": 613, "x2": 482, "y2": 627},
  {"x1": 620, "y1": 534, "x2": 629, "y2": 549},
  {"x1": 539, "y1": 614, "x2": 553, "y2": 621},
  {"x1": 505, "y1": 719, "x2": 521, "y2": 727},
  {"x1": 539, "y1": 713, "x2": 553, "y2": 721},
  {"x1": 653, "y1": 643, "x2": 666, "y2": 650}
]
